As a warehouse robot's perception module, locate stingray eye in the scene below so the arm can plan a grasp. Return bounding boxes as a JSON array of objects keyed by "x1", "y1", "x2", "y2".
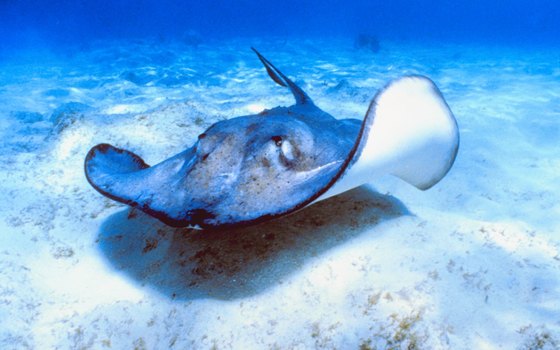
[
  {"x1": 280, "y1": 139, "x2": 296, "y2": 163},
  {"x1": 269, "y1": 135, "x2": 295, "y2": 166},
  {"x1": 271, "y1": 135, "x2": 283, "y2": 147}
]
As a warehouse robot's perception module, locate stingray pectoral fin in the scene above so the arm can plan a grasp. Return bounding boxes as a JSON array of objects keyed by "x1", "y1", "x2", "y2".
[
  {"x1": 85, "y1": 143, "x2": 198, "y2": 226},
  {"x1": 84, "y1": 143, "x2": 155, "y2": 205},
  {"x1": 319, "y1": 75, "x2": 459, "y2": 200},
  {"x1": 368, "y1": 75, "x2": 459, "y2": 189}
]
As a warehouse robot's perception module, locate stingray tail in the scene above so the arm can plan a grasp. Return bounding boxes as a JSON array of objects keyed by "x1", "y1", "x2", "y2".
[{"x1": 251, "y1": 47, "x2": 314, "y2": 106}]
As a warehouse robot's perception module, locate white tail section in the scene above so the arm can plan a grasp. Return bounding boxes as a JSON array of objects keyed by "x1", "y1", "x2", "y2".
[{"x1": 318, "y1": 75, "x2": 459, "y2": 201}]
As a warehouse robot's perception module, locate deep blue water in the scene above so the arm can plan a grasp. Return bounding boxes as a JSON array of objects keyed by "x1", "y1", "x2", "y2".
[{"x1": 1, "y1": 0, "x2": 559, "y2": 49}]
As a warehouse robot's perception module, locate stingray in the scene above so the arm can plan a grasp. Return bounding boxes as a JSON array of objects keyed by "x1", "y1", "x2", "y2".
[{"x1": 85, "y1": 48, "x2": 459, "y2": 230}]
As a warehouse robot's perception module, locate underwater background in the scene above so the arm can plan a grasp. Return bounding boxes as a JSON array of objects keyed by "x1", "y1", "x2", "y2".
[
  {"x1": 2, "y1": 0, "x2": 560, "y2": 47},
  {"x1": 1, "y1": 1, "x2": 559, "y2": 349}
]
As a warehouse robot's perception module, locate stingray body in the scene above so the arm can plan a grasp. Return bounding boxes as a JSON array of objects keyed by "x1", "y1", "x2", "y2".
[{"x1": 85, "y1": 48, "x2": 459, "y2": 229}]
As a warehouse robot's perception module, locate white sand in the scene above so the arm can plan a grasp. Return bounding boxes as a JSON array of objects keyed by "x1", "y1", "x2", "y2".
[{"x1": 1, "y1": 38, "x2": 559, "y2": 349}]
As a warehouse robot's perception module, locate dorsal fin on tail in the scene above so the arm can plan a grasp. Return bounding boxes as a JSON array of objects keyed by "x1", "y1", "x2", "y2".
[{"x1": 251, "y1": 47, "x2": 313, "y2": 105}]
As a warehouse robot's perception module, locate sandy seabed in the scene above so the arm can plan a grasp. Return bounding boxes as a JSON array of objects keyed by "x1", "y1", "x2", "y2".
[{"x1": 0, "y1": 37, "x2": 559, "y2": 349}]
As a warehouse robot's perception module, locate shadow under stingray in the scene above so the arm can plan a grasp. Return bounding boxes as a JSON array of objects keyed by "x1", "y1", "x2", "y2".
[{"x1": 97, "y1": 186, "x2": 410, "y2": 300}]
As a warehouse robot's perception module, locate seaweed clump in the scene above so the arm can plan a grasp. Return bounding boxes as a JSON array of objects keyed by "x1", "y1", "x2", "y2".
[{"x1": 49, "y1": 101, "x2": 92, "y2": 134}]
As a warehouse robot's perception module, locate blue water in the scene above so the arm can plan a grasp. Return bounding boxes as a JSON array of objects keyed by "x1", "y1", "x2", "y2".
[{"x1": 1, "y1": 0, "x2": 559, "y2": 49}]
